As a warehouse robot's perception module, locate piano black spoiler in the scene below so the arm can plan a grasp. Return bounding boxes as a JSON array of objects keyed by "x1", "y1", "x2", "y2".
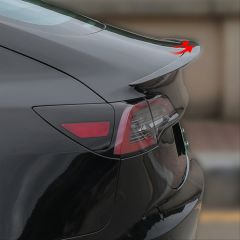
[{"x1": 129, "y1": 45, "x2": 200, "y2": 87}]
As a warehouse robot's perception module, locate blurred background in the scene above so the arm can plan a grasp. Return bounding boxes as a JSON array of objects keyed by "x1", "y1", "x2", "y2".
[{"x1": 48, "y1": 0, "x2": 239, "y2": 239}]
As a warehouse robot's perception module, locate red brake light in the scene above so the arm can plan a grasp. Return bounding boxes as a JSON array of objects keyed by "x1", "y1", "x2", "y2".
[
  {"x1": 114, "y1": 96, "x2": 178, "y2": 156},
  {"x1": 114, "y1": 101, "x2": 157, "y2": 155},
  {"x1": 62, "y1": 122, "x2": 110, "y2": 138},
  {"x1": 148, "y1": 96, "x2": 179, "y2": 137}
]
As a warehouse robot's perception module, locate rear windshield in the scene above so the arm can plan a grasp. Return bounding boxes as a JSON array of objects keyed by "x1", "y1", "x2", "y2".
[{"x1": 0, "y1": 0, "x2": 104, "y2": 28}]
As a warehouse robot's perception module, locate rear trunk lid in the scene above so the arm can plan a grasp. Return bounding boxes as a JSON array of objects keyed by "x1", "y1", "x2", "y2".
[{"x1": 0, "y1": 14, "x2": 200, "y2": 101}]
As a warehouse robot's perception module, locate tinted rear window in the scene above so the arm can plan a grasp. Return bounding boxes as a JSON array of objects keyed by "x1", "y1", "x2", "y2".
[{"x1": 0, "y1": 0, "x2": 104, "y2": 28}]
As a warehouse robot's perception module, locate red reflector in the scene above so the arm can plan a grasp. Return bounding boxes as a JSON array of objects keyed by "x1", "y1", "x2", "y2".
[{"x1": 62, "y1": 122, "x2": 110, "y2": 138}]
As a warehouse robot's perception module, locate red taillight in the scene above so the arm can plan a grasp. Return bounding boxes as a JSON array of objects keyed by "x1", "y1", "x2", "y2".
[
  {"x1": 34, "y1": 98, "x2": 177, "y2": 157},
  {"x1": 62, "y1": 122, "x2": 110, "y2": 138},
  {"x1": 148, "y1": 96, "x2": 179, "y2": 136},
  {"x1": 114, "y1": 96, "x2": 178, "y2": 156},
  {"x1": 34, "y1": 104, "x2": 114, "y2": 152},
  {"x1": 114, "y1": 101, "x2": 157, "y2": 155}
]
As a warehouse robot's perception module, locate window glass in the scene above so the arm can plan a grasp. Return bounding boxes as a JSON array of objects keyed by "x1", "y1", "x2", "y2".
[{"x1": 0, "y1": 0, "x2": 104, "y2": 28}]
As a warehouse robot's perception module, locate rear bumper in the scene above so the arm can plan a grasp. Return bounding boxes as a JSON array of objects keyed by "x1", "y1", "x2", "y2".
[
  {"x1": 116, "y1": 159, "x2": 204, "y2": 240},
  {"x1": 144, "y1": 159, "x2": 204, "y2": 240},
  {"x1": 159, "y1": 202, "x2": 201, "y2": 240},
  {"x1": 77, "y1": 158, "x2": 204, "y2": 240}
]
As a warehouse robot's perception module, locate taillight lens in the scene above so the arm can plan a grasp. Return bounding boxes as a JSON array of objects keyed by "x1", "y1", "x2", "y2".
[
  {"x1": 34, "y1": 104, "x2": 114, "y2": 151},
  {"x1": 114, "y1": 96, "x2": 178, "y2": 156},
  {"x1": 33, "y1": 97, "x2": 178, "y2": 158},
  {"x1": 148, "y1": 96, "x2": 179, "y2": 138},
  {"x1": 114, "y1": 100, "x2": 157, "y2": 155}
]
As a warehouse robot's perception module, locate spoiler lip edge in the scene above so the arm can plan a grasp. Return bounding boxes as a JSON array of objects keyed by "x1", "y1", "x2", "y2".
[{"x1": 129, "y1": 45, "x2": 200, "y2": 87}]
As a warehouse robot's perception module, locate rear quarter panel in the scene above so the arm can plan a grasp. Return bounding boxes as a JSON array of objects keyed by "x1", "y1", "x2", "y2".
[{"x1": 0, "y1": 47, "x2": 120, "y2": 240}]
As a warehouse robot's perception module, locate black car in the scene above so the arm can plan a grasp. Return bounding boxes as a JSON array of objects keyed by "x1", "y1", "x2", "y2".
[{"x1": 0, "y1": 1, "x2": 204, "y2": 240}]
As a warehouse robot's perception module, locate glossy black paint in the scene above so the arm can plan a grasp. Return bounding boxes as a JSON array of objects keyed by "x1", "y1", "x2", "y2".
[
  {"x1": 0, "y1": 151, "x2": 120, "y2": 240},
  {"x1": 67, "y1": 159, "x2": 203, "y2": 240},
  {"x1": 0, "y1": 46, "x2": 119, "y2": 239},
  {"x1": 34, "y1": 104, "x2": 115, "y2": 151},
  {"x1": 0, "y1": 1, "x2": 199, "y2": 102},
  {"x1": 115, "y1": 159, "x2": 203, "y2": 240},
  {"x1": 18, "y1": 153, "x2": 119, "y2": 240},
  {"x1": 0, "y1": 1, "x2": 203, "y2": 240}
]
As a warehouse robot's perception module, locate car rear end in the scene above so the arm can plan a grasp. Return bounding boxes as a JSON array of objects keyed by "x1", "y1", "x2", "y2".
[
  {"x1": 33, "y1": 68, "x2": 204, "y2": 240},
  {"x1": 0, "y1": 1, "x2": 204, "y2": 239},
  {"x1": 104, "y1": 70, "x2": 204, "y2": 240}
]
